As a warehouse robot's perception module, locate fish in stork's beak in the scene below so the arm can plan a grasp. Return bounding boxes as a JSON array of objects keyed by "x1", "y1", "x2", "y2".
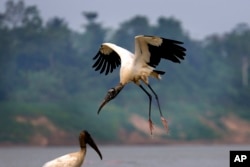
[
  {"x1": 84, "y1": 130, "x2": 103, "y2": 160},
  {"x1": 97, "y1": 84, "x2": 124, "y2": 114}
]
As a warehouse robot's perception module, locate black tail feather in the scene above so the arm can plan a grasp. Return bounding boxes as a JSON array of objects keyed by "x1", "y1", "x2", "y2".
[{"x1": 154, "y1": 70, "x2": 165, "y2": 75}]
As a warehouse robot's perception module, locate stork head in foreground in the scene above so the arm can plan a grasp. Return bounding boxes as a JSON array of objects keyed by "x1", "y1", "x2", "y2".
[
  {"x1": 93, "y1": 35, "x2": 186, "y2": 134},
  {"x1": 43, "y1": 130, "x2": 102, "y2": 167},
  {"x1": 80, "y1": 130, "x2": 102, "y2": 160}
]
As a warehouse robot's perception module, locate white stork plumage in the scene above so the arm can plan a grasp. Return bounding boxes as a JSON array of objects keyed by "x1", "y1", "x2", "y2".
[
  {"x1": 42, "y1": 130, "x2": 102, "y2": 167},
  {"x1": 93, "y1": 35, "x2": 186, "y2": 134}
]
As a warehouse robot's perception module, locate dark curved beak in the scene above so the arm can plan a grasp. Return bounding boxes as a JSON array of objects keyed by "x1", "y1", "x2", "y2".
[
  {"x1": 98, "y1": 99, "x2": 108, "y2": 114},
  {"x1": 85, "y1": 131, "x2": 102, "y2": 160},
  {"x1": 97, "y1": 91, "x2": 114, "y2": 114},
  {"x1": 97, "y1": 84, "x2": 124, "y2": 114}
]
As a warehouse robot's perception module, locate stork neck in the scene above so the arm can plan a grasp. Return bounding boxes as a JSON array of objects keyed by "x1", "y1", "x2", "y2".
[
  {"x1": 80, "y1": 145, "x2": 86, "y2": 149},
  {"x1": 115, "y1": 83, "x2": 124, "y2": 93},
  {"x1": 79, "y1": 137, "x2": 86, "y2": 149}
]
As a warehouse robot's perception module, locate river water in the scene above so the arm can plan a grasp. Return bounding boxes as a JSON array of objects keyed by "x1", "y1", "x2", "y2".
[{"x1": 0, "y1": 145, "x2": 249, "y2": 167}]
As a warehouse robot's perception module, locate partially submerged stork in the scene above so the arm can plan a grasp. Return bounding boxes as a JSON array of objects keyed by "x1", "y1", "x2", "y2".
[
  {"x1": 93, "y1": 35, "x2": 186, "y2": 134},
  {"x1": 43, "y1": 130, "x2": 102, "y2": 167}
]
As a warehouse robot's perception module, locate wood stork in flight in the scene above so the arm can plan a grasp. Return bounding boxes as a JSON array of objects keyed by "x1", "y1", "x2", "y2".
[
  {"x1": 43, "y1": 130, "x2": 102, "y2": 167},
  {"x1": 92, "y1": 35, "x2": 186, "y2": 134}
]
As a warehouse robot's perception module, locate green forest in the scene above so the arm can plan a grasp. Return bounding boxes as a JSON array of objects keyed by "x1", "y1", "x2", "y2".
[{"x1": 0, "y1": 0, "x2": 250, "y2": 145}]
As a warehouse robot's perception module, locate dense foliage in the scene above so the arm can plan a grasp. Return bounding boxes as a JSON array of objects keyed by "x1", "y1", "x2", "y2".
[{"x1": 0, "y1": 0, "x2": 249, "y2": 144}]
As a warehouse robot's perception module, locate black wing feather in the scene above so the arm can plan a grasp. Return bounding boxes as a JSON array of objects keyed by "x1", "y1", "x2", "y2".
[
  {"x1": 100, "y1": 59, "x2": 107, "y2": 74},
  {"x1": 106, "y1": 61, "x2": 111, "y2": 75},
  {"x1": 95, "y1": 56, "x2": 105, "y2": 71},
  {"x1": 92, "y1": 52, "x2": 103, "y2": 68},
  {"x1": 146, "y1": 37, "x2": 186, "y2": 68},
  {"x1": 92, "y1": 46, "x2": 121, "y2": 75}
]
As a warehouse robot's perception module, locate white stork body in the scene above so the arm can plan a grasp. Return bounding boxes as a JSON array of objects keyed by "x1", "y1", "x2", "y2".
[
  {"x1": 103, "y1": 43, "x2": 135, "y2": 84},
  {"x1": 43, "y1": 130, "x2": 102, "y2": 167},
  {"x1": 93, "y1": 35, "x2": 186, "y2": 134},
  {"x1": 43, "y1": 151, "x2": 85, "y2": 167}
]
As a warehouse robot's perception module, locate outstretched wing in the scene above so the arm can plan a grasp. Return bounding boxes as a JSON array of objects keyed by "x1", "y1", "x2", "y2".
[
  {"x1": 92, "y1": 43, "x2": 121, "y2": 75},
  {"x1": 134, "y1": 35, "x2": 186, "y2": 68}
]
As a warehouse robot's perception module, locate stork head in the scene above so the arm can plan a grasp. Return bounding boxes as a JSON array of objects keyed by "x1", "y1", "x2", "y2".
[
  {"x1": 80, "y1": 130, "x2": 102, "y2": 160},
  {"x1": 97, "y1": 83, "x2": 124, "y2": 114}
]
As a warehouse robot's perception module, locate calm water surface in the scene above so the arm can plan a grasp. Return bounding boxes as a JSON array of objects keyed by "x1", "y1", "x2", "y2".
[{"x1": 0, "y1": 145, "x2": 249, "y2": 167}]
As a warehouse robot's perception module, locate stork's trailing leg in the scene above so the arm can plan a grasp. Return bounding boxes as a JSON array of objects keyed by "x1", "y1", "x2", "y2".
[
  {"x1": 139, "y1": 85, "x2": 154, "y2": 134},
  {"x1": 149, "y1": 119, "x2": 154, "y2": 135},
  {"x1": 161, "y1": 117, "x2": 168, "y2": 132},
  {"x1": 147, "y1": 84, "x2": 168, "y2": 132}
]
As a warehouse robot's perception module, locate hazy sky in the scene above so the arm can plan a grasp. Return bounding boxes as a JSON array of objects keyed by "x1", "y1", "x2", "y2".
[{"x1": 1, "y1": 0, "x2": 249, "y2": 39}]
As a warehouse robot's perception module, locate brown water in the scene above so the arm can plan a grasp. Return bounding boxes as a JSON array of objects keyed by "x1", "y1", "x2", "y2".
[{"x1": 0, "y1": 145, "x2": 249, "y2": 167}]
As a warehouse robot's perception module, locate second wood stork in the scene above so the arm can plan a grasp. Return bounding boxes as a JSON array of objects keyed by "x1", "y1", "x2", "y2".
[
  {"x1": 93, "y1": 35, "x2": 186, "y2": 134},
  {"x1": 43, "y1": 130, "x2": 102, "y2": 167}
]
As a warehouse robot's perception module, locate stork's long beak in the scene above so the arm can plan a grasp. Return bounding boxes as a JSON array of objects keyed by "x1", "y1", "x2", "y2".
[
  {"x1": 97, "y1": 84, "x2": 124, "y2": 114},
  {"x1": 98, "y1": 99, "x2": 108, "y2": 114},
  {"x1": 97, "y1": 89, "x2": 116, "y2": 114},
  {"x1": 85, "y1": 131, "x2": 102, "y2": 160}
]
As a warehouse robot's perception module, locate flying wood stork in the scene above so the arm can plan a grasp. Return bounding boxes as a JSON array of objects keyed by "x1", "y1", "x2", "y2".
[
  {"x1": 92, "y1": 35, "x2": 186, "y2": 134},
  {"x1": 42, "y1": 130, "x2": 102, "y2": 167}
]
